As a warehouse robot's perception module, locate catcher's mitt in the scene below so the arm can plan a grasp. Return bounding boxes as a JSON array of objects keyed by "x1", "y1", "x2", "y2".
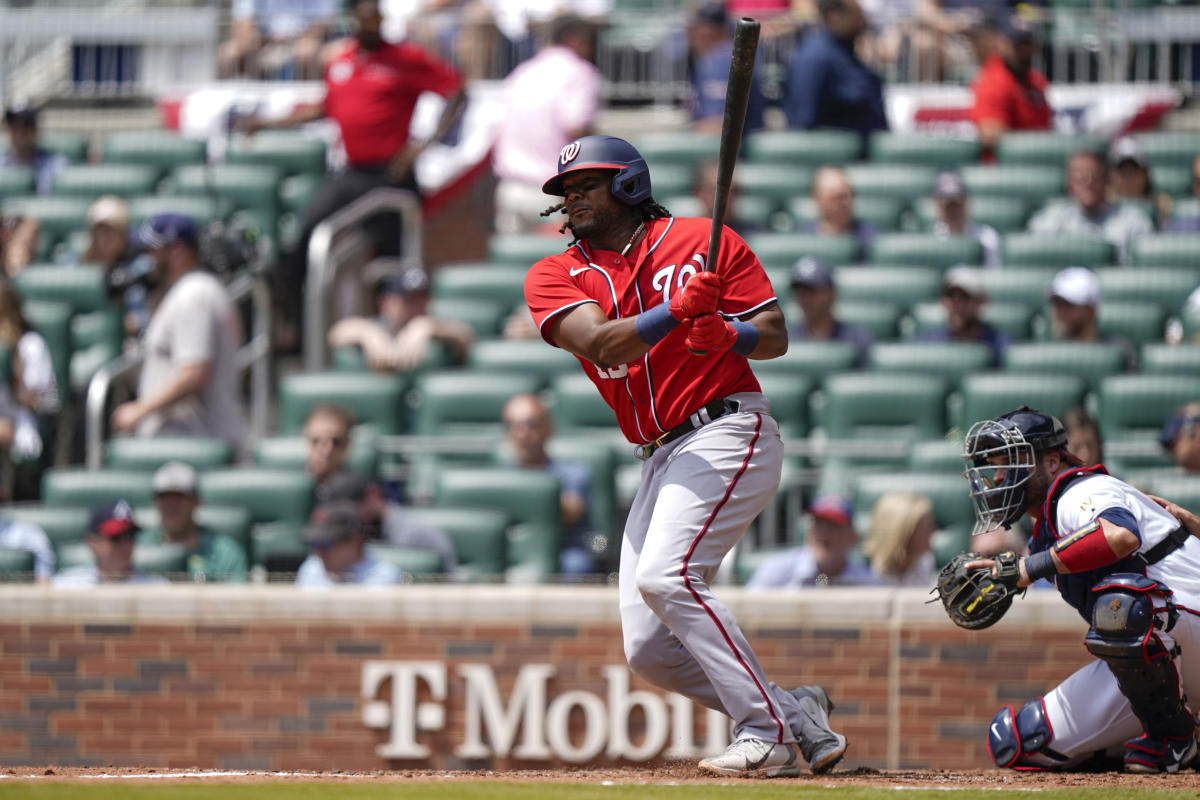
[{"x1": 934, "y1": 551, "x2": 1025, "y2": 630}]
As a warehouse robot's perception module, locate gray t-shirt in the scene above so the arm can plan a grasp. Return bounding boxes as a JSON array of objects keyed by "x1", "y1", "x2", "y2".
[
  {"x1": 1027, "y1": 200, "x2": 1154, "y2": 264},
  {"x1": 137, "y1": 270, "x2": 244, "y2": 448}
]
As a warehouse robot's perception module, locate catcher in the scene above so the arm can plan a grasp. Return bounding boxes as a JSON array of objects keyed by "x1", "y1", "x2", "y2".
[{"x1": 937, "y1": 406, "x2": 1200, "y2": 773}]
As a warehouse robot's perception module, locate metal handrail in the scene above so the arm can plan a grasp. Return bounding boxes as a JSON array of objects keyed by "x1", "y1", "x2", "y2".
[{"x1": 303, "y1": 187, "x2": 422, "y2": 371}]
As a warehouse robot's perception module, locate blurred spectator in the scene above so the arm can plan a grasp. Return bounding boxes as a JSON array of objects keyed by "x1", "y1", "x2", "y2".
[
  {"x1": 141, "y1": 461, "x2": 247, "y2": 583},
  {"x1": 1028, "y1": 150, "x2": 1154, "y2": 265},
  {"x1": 916, "y1": 266, "x2": 1009, "y2": 366},
  {"x1": 501, "y1": 393, "x2": 597, "y2": 576},
  {"x1": 111, "y1": 214, "x2": 246, "y2": 451},
  {"x1": 1165, "y1": 154, "x2": 1200, "y2": 233},
  {"x1": 969, "y1": 15, "x2": 1050, "y2": 157},
  {"x1": 492, "y1": 13, "x2": 600, "y2": 235},
  {"x1": 502, "y1": 303, "x2": 539, "y2": 340},
  {"x1": 327, "y1": 266, "x2": 474, "y2": 371},
  {"x1": 0, "y1": 211, "x2": 38, "y2": 277},
  {"x1": 686, "y1": 3, "x2": 767, "y2": 136},
  {"x1": 929, "y1": 171, "x2": 1001, "y2": 267},
  {"x1": 295, "y1": 500, "x2": 402, "y2": 586},
  {"x1": 782, "y1": 0, "x2": 888, "y2": 135},
  {"x1": 746, "y1": 494, "x2": 880, "y2": 588},
  {"x1": 81, "y1": 196, "x2": 147, "y2": 340},
  {"x1": 1048, "y1": 266, "x2": 1136, "y2": 369},
  {"x1": 1159, "y1": 402, "x2": 1200, "y2": 474},
  {"x1": 2, "y1": 102, "x2": 67, "y2": 195},
  {"x1": 0, "y1": 279, "x2": 60, "y2": 493},
  {"x1": 786, "y1": 256, "x2": 873, "y2": 366},
  {"x1": 1108, "y1": 137, "x2": 1172, "y2": 227},
  {"x1": 860, "y1": 491, "x2": 936, "y2": 586},
  {"x1": 238, "y1": 0, "x2": 467, "y2": 347},
  {"x1": 218, "y1": 0, "x2": 338, "y2": 80},
  {"x1": 0, "y1": 513, "x2": 54, "y2": 582},
  {"x1": 692, "y1": 159, "x2": 766, "y2": 237},
  {"x1": 304, "y1": 403, "x2": 355, "y2": 493},
  {"x1": 800, "y1": 166, "x2": 878, "y2": 257},
  {"x1": 1063, "y1": 406, "x2": 1103, "y2": 467},
  {"x1": 53, "y1": 501, "x2": 168, "y2": 586}
]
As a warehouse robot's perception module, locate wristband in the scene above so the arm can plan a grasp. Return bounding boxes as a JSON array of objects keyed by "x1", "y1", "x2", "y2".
[
  {"x1": 1023, "y1": 549, "x2": 1057, "y2": 582},
  {"x1": 635, "y1": 303, "x2": 680, "y2": 345},
  {"x1": 730, "y1": 320, "x2": 759, "y2": 356}
]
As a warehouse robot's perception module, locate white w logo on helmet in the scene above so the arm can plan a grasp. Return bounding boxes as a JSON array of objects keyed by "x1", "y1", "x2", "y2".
[{"x1": 559, "y1": 141, "x2": 581, "y2": 166}]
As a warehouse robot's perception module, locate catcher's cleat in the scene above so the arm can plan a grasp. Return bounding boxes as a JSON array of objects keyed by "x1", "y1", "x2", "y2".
[
  {"x1": 789, "y1": 685, "x2": 849, "y2": 774},
  {"x1": 698, "y1": 738, "x2": 800, "y2": 778},
  {"x1": 1124, "y1": 732, "x2": 1199, "y2": 774}
]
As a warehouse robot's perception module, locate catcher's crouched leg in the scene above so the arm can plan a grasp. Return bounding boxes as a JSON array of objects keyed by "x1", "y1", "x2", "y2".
[{"x1": 989, "y1": 698, "x2": 1074, "y2": 769}]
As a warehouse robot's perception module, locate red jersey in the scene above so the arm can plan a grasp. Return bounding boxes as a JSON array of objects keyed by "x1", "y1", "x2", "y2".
[
  {"x1": 323, "y1": 41, "x2": 463, "y2": 167},
  {"x1": 970, "y1": 55, "x2": 1051, "y2": 137},
  {"x1": 525, "y1": 216, "x2": 777, "y2": 445}
]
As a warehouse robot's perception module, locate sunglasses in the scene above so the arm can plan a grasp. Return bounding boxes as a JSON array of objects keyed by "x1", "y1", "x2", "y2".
[{"x1": 307, "y1": 435, "x2": 348, "y2": 448}]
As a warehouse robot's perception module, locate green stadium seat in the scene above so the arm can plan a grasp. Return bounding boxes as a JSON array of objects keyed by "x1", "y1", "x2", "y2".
[
  {"x1": 977, "y1": 267, "x2": 1057, "y2": 305},
  {"x1": 70, "y1": 340, "x2": 123, "y2": 392},
  {"x1": 751, "y1": 339, "x2": 860, "y2": 380},
  {"x1": 13, "y1": 265, "x2": 110, "y2": 313},
  {"x1": 279, "y1": 172, "x2": 323, "y2": 215},
  {"x1": 744, "y1": 232, "x2": 860, "y2": 268},
  {"x1": 1002, "y1": 233, "x2": 1116, "y2": 267},
  {"x1": 36, "y1": 131, "x2": 90, "y2": 163},
  {"x1": 957, "y1": 374, "x2": 1086, "y2": 433},
  {"x1": 198, "y1": 468, "x2": 315, "y2": 525},
  {"x1": 834, "y1": 265, "x2": 943, "y2": 305},
  {"x1": 735, "y1": 163, "x2": 814, "y2": 202},
  {"x1": 913, "y1": 195, "x2": 1030, "y2": 233},
  {"x1": 1097, "y1": 374, "x2": 1200, "y2": 442},
  {"x1": 225, "y1": 131, "x2": 327, "y2": 176},
  {"x1": 467, "y1": 339, "x2": 578, "y2": 386},
  {"x1": 1152, "y1": 166, "x2": 1192, "y2": 198},
  {"x1": 788, "y1": 195, "x2": 905, "y2": 232},
  {"x1": 852, "y1": 470, "x2": 976, "y2": 536},
  {"x1": 432, "y1": 466, "x2": 562, "y2": 582},
  {"x1": 816, "y1": 372, "x2": 948, "y2": 440},
  {"x1": 1134, "y1": 474, "x2": 1200, "y2": 514},
  {"x1": 0, "y1": 503, "x2": 89, "y2": 550},
  {"x1": 41, "y1": 467, "x2": 155, "y2": 509},
  {"x1": 1130, "y1": 233, "x2": 1200, "y2": 267},
  {"x1": 2, "y1": 196, "x2": 92, "y2": 251},
  {"x1": 252, "y1": 428, "x2": 379, "y2": 477},
  {"x1": 102, "y1": 131, "x2": 207, "y2": 178},
  {"x1": 428, "y1": 297, "x2": 507, "y2": 339},
  {"x1": 961, "y1": 165, "x2": 1066, "y2": 203},
  {"x1": 545, "y1": 433, "x2": 618, "y2": 542},
  {"x1": 837, "y1": 300, "x2": 903, "y2": 339},
  {"x1": 744, "y1": 129, "x2": 863, "y2": 166},
  {"x1": 278, "y1": 371, "x2": 409, "y2": 434},
  {"x1": 644, "y1": 163, "x2": 693, "y2": 198},
  {"x1": 129, "y1": 194, "x2": 227, "y2": 227},
  {"x1": 1097, "y1": 300, "x2": 1168, "y2": 347},
  {"x1": 23, "y1": 299, "x2": 72, "y2": 397},
  {"x1": 1002, "y1": 342, "x2": 1128, "y2": 388},
  {"x1": 0, "y1": 547, "x2": 35, "y2": 579},
  {"x1": 867, "y1": 133, "x2": 980, "y2": 168},
  {"x1": 165, "y1": 163, "x2": 283, "y2": 227},
  {"x1": 0, "y1": 165, "x2": 35, "y2": 199},
  {"x1": 1097, "y1": 267, "x2": 1198, "y2": 314},
  {"x1": 908, "y1": 439, "x2": 965, "y2": 471},
  {"x1": 995, "y1": 132, "x2": 1107, "y2": 166},
  {"x1": 406, "y1": 506, "x2": 509, "y2": 581},
  {"x1": 431, "y1": 262, "x2": 529, "y2": 309},
  {"x1": 131, "y1": 542, "x2": 189, "y2": 578},
  {"x1": 904, "y1": 300, "x2": 1035, "y2": 341},
  {"x1": 634, "y1": 133, "x2": 720, "y2": 167},
  {"x1": 868, "y1": 341, "x2": 994, "y2": 385},
  {"x1": 1171, "y1": 198, "x2": 1200, "y2": 225},
  {"x1": 844, "y1": 164, "x2": 939, "y2": 201},
  {"x1": 1133, "y1": 131, "x2": 1197, "y2": 170},
  {"x1": 51, "y1": 164, "x2": 159, "y2": 200},
  {"x1": 366, "y1": 543, "x2": 446, "y2": 577},
  {"x1": 250, "y1": 521, "x2": 306, "y2": 572},
  {"x1": 1141, "y1": 344, "x2": 1200, "y2": 375},
  {"x1": 550, "y1": 372, "x2": 617, "y2": 431},
  {"x1": 868, "y1": 234, "x2": 982, "y2": 269},
  {"x1": 410, "y1": 370, "x2": 542, "y2": 436},
  {"x1": 488, "y1": 235, "x2": 569, "y2": 267},
  {"x1": 662, "y1": 194, "x2": 779, "y2": 231},
  {"x1": 104, "y1": 437, "x2": 234, "y2": 470},
  {"x1": 756, "y1": 373, "x2": 812, "y2": 438},
  {"x1": 70, "y1": 307, "x2": 122, "y2": 357}
]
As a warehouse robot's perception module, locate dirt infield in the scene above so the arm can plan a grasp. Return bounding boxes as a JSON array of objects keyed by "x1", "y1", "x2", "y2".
[{"x1": 3, "y1": 764, "x2": 1198, "y2": 789}]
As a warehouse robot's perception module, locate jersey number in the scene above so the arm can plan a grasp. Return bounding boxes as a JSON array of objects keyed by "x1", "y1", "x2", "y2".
[{"x1": 594, "y1": 363, "x2": 628, "y2": 380}]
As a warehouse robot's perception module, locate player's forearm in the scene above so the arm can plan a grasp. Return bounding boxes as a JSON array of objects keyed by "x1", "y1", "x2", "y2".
[
  {"x1": 577, "y1": 318, "x2": 652, "y2": 368},
  {"x1": 742, "y1": 305, "x2": 787, "y2": 359}
]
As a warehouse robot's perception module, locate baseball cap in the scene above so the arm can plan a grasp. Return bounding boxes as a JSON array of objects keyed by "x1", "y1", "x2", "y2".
[
  {"x1": 153, "y1": 461, "x2": 198, "y2": 495},
  {"x1": 808, "y1": 495, "x2": 853, "y2": 527},
  {"x1": 316, "y1": 470, "x2": 370, "y2": 505},
  {"x1": 3, "y1": 100, "x2": 38, "y2": 126},
  {"x1": 133, "y1": 213, "x2": 198, "y2": 250},
  {"x1": 1050, "y1": 266, "x2": 1100, "y2": 307},
  {"x1": 87, "y1": 195, "x2": 131, "y2": 231},
  {"x1": 377, "y1": 266, "x2": 430, "y2": 296},
  {"x1": 692, "y1": 1, "x2": 727, "y2": 27},
  {"x1": 304, "y1": 501, "x2": 364, "y2": 548},
  {"x1": 997, "y1": 14, "x2": 1036, "y2": 41},
  {"x1": 932, "y1": 172, "x2": 967, "y2": 201},
  {"x1": 1109, "y1": 136, "x2": 1147, "y2": 169},
  {"x1": 89, "y1": 499, "x2": 141, "y2": 538},
  {"x1": 1159, "y1": 408, "x2": 1200, "y2": 450},
  {"x1": 943, "y1": 266, "x2": 985, "y2": 298},
  {"x1": 790, "y1": 256, "x2": 834, "y2": 289}
]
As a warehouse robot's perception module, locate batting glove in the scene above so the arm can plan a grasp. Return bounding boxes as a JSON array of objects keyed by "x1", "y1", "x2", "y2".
[
  {"x1": 669, "y1": 272, "x2": 722, "y2": 321},
  {"x1": 685, "y1": 313, "x2": 736, "y2": 352}
]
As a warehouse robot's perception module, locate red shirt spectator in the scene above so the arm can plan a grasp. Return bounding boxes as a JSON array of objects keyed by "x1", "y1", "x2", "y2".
[{"x1": 970, "y1": 16, "x2": 1051, "y2": 156}]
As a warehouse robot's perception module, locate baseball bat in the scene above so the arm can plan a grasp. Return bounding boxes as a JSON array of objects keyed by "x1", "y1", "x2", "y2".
[{"x1": 689, "y1": 17, "x2": 760, "y2": 356}]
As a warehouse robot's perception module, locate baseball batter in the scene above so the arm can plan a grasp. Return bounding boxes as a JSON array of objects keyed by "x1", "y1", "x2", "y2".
[
  {"x1": 961, "y1": 407, "x2": 1200, "y2": 773},
  {"x1": 524, "y1": 135, "x2": 848, "y2": 777}
]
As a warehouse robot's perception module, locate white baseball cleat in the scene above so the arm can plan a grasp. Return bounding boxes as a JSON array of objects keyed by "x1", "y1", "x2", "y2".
[
  {"x1": 790, "y1": 685, "x2": 849, "y2": 774},
  {"x1": 697, "y1": 738, "x2": 800, "y2": 778}
]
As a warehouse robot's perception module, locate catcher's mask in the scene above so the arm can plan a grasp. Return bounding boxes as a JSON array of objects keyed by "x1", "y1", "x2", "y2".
[
  {"x1": 541, "y1": 135, "x2": 652, "y2": 206},
  {"x1": 962, "y1": 406, "x2": 1068, "y2": 535}
]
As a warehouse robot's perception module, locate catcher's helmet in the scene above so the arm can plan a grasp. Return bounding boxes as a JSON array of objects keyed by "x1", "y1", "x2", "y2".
[
  {"x1": 962, "y1": 407, "x2": 1069, "y2": 534},
  {"x1": 541, "y1": 135, "x2": 652, "y2": 206}
]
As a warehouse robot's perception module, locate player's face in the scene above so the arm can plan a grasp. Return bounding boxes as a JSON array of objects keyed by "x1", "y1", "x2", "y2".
[{"x1": 561, "y1": 170, "x2": 624, "y2": 242}]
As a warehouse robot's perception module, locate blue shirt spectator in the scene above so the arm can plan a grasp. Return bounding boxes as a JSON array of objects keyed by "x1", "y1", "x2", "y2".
[
  {"x1": 294, "y1": 501, "x2": 402, "y2": 586},
  {"x1": 915, "y1": 267, "x2": 1010, "y2": 366},
  {"x1": 3, "y1": 103, "x2": 67, "y2": 195},
  {"x1": 785, "y1": 256, "x2": 874, "y2": 367},
  {"x1": 747, "y1": 495, "x2": 881, "y2": 588},
  {"x1": 0, "y1": 516, "x2": 55, "y2": 581},
  {"x1": 687, "y1": 3, "x2": 767, "y2": 134}
]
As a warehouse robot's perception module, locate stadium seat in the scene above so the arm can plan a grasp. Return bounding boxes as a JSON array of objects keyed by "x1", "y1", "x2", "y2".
[
  {"x1": 1135, "y1": 474, "x2": 1200, "y2": 514},
  {"x1": 643, "y1": 163, "x2": 693, "y2": 198},
  {"x1": 904, "y1": 300, "x2": 1035, "y2": 341},
  {"x1": 366, "y1": 543, "x2": 446, "y2": 577},
  {"x1": 250, "y1": 521, "x2": 306, "y2": 572},
  {"x1": 1002, "y1": 342, "x2": 1128, "y2": 388},
  {"x1": 431, "y1": 262, "x2": 529, "y2": 309},
  {"x1": 278, "y1": 371, "x2": 409, "y2": 435},
  {"x1": 1141, "y1": 344, "x2": 1200, "y2": 375},
  {"x1": 867, "y1": 133, "x2": 980, "y2": 168},
  {"x1": 868, "y1": 341, "x2": 993, "y2": 386},
  {"x1": 977, "y1": 267, "x2": 1057, "y2": 305},
  {"x1": 1002, "y1": 233, "x2": 1116, "y2": 267},
  {"x1": 1151, "y1": 166, "x2": 1191, "y2": 198},
  {"x1": 816, "y1": 372, "x2": 948, "y2": 440},
  {"x1": 750, "y1": 339, "x2": 859, "y2": 381},
  {"x1": 129, "y1": 194, "x2": 227, "y2": 227},
  {"x1": 165, "y1": 163, "x2": 283, "y2": 229},
  {"x1": 1097, "y1": 267, "x2": 1198, "y2": 314},
  {"x1": 837, "y1": 300, "x2": 903, "y2": 339},
  {"x1": 544, "y1": 433, "x2": 619, "y2": 540},
  {"x1": 550, "y1": 372, "x2": 617, "y2": 431},
  {"x1": 1, "y1": 196, "x2": 92, "y2": 254},
  {"x1": 0, "y1": 165, "x2": 34, "y2": 199},
  {"x1": 908, "y1": 439, "x2": 965, "y2": 471},
  {"x1": 1130, "y1": 233, "x2": 1200, "y2": 267},
  {"x1": 956, "y1": 374, "x2": 1086, "y2": 432},
  {"x1": 467, "y1": 339, "x2": 578, "y2": 386},
  {"x1": 743, "y1": 232, "x2": 860, "y2": 268},
  {"x1": 662, "y1": 194, "x2": 779, "y2": 230},
  {"x1": 279, "y1": 173, "x2": 323, "y2": 215},
  {"x1": 23, "y1": 300, "x2": 72, "y2": 397},
  {"x1": 198, "y1": 468, "x2": 315, "y2": 525},
  {"x1": 102, "y1": 131, "x2": 207, "y2": 179},
  {"x1": 35, "y1": 131, "x2": 90, "y2": 163},
  {"x1": 868, "y1": 234, "x2": 983, "y2": 269},
  {"x1": 13, "y1": 265, "x2": 109, "y2": 313},
  {"x1": 0, "y1": 503, "x2": 90, "y2": 551},
  {"x1": 41, "y1": 467, "x2": 155, "y2": 509},
  {"x1": 406, "y1": 507, "x2": 509, "y2": 581},
  {"x1": 488, "y1": 235, "x2": 569, "y2": 267},
  {"x1": 788, "y1": 195, "x2": 905, "y2": 232},
  {"x1": 756, "y1": 373, "x2": 812, "y2": 438},
  {"x1": 51, "y1": 164, "x2": 159, "y2": 200},
  {"x1": 1097, "y1": 374, "x2": 1200, "y2": 442},
  {"x1": 1133, "y1": 131, "x2": 1198, "y2": 169},
  {"x1": 104, "y1": 437, "x2": 234, "y2": 471},
  {"x1": 225, "y1": 131, "x2": 327, "y2": 176},
  {"x1": 844, "y1": 164, "x2": 939, "y2": 201},
  {"x1": 852, "y1": 470, "x2": 976, "y2": 536},
  {"x1": 1171, "y1": 198, "x2": 1200, "y2": 225},
  {"x1": 432, "y1": 466, "x2": 561, "y2": 583},
  {"x1": 961, "y1": 165, "x2": 1065, "y2": 203},
  {"x1": 734, "y1": 163, "x2": 814, "y2": 203},
  {"x1": 634, "y1": 132, "x2": 720, "y2": 167},
  {"x1": 1097, "y1": 300, "x2": 1169, "y2": 347},
  {"x1": 0, "y1": 547, "x2": 35, "y2": 579},
  {"x1": 428, "y1": 297, "x2": 507, "y2": 339},
  {"x1": 410, "y1": 370, "x2": 542, "y2": 436},
  {"x1": 132, "y1": 543, "x2": 189, "y2": 578},
  {"x1": 834, "y1": 265, "x2": 943, "y2": 306},
  {"x1": 252, "y1": 428, "x2": 379, "y2": 478},
  {"x1": 913, "y1": 195, "x2": 1031, "y2": 234},
  {"x1": 995, "y1": 132, "x2": 1107, "y2": 166},
  {"x1": 744, "y1": 129, "x2": 863, "y2": 165}
]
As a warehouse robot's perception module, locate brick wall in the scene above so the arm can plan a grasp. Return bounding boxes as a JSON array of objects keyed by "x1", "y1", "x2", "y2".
[{"x1": 0, "y1": 585, "x2": 1091, "y2": 770}]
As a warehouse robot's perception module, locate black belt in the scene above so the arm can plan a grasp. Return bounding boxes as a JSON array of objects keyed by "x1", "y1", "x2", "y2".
[
  {"x1": 1137, "y1": 526, "x2": 1191, "y2": 567},
  {"x1": 635, "y1": 397, "x2": 740, "y2": 460}
]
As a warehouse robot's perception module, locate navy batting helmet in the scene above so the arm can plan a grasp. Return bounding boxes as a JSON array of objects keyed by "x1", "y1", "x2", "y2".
[{"x1": 542, "y1": 135, "x2": 652, "y2": 206}]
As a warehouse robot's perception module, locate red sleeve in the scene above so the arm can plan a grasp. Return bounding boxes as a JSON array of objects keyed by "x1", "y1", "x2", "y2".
[
  {"x1": 524, "y1": 254, "x2": 598, "y2": 346},
  {"x1": 715, "y1": 225, "x2": 777, "y2": 318},
  {"x1": 392, "y1": 43, "x2": 464, "y2": 98},
  {"x1": 970, "y1": 67, "x2": 1010, "y2": 127}
]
